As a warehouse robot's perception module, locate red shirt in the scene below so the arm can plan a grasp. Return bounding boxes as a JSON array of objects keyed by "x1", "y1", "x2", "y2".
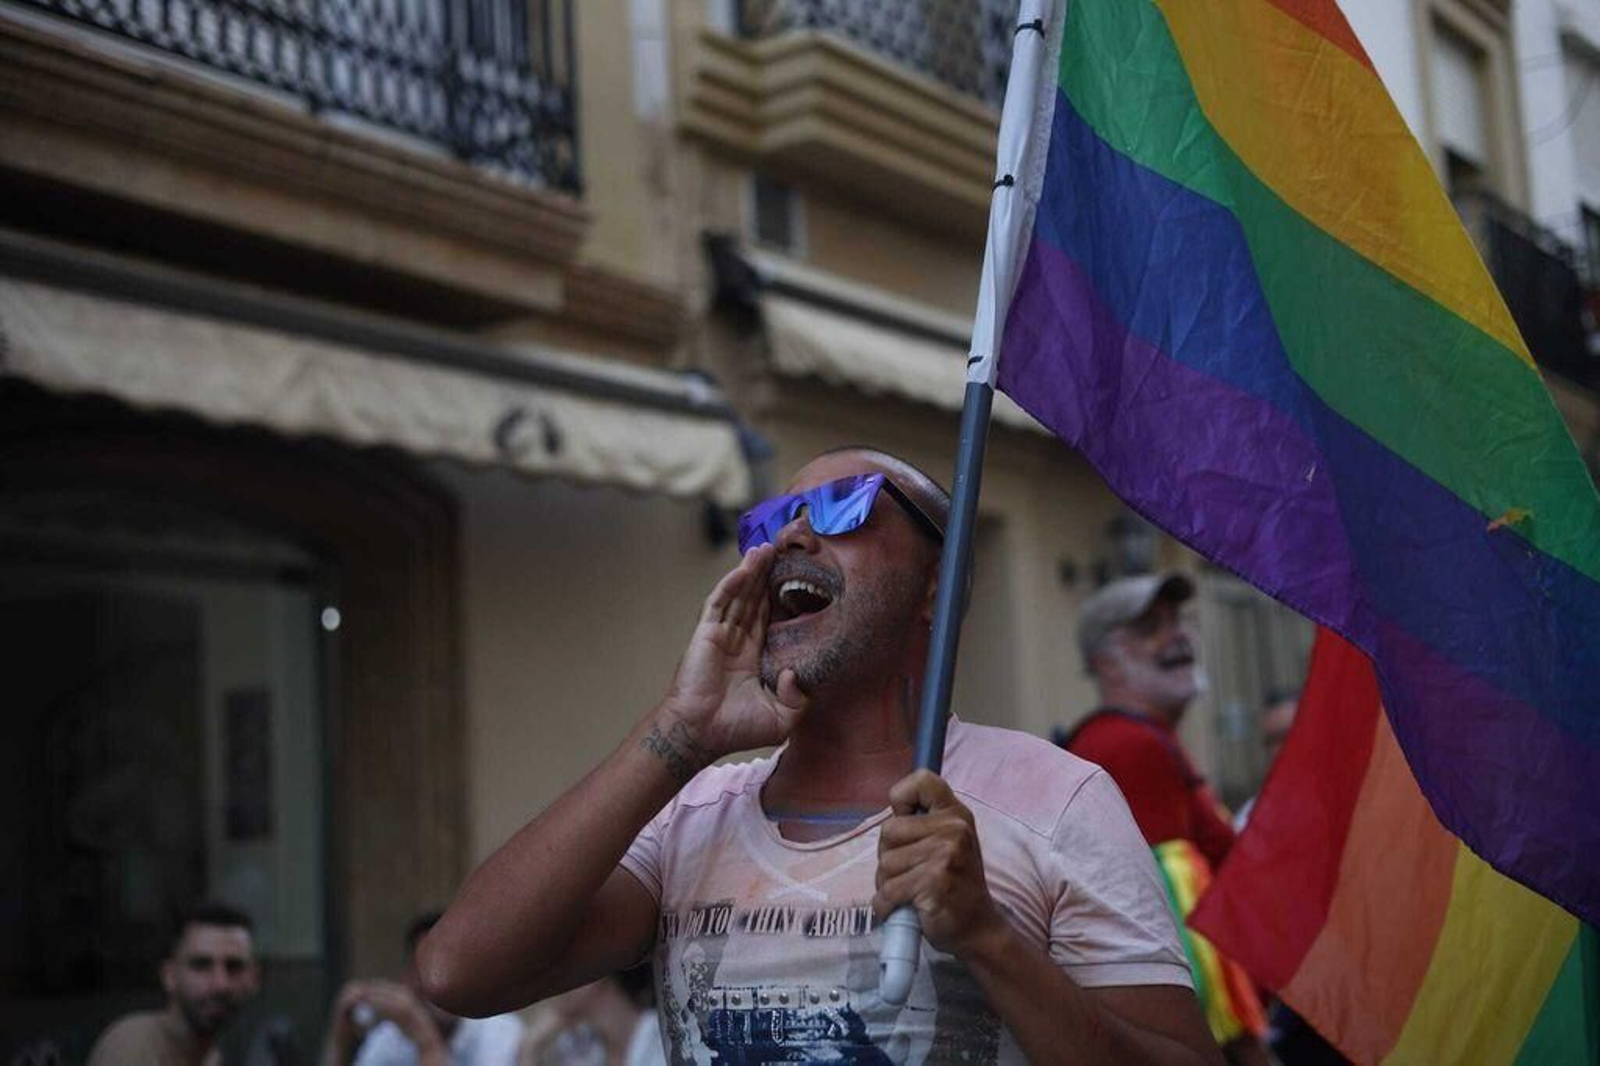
[{"x1": 1065, "y1": 709, "x2": 1235, "y2": 869}]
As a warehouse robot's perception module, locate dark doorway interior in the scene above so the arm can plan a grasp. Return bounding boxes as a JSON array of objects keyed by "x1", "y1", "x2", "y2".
[
  {"x1": 0, "y1": 380, "x2": 465, "y2": 1064},
  {"x1": 0, "y1": 507, "x2": 331, "y2": 1064},
  {"x1": 4, "y1": 586, "x2": 206, "y2": 996}
]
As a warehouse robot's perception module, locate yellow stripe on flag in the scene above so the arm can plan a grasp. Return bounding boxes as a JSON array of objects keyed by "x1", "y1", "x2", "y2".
[
  {"x1": 1384, "y1": 848, "x2": 1579, "y2": 1063},
  {"x1": 1150, "y1": 0, "x2": 1532, "y2": 367}
]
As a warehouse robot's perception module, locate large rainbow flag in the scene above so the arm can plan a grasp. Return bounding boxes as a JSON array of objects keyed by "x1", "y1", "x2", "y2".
[
  {"x1": 1191, "y1": 630, "x2": 1599, "y2": 1063},
  {"x1": 997, "y1": 0, "x2": 1600, "y2": 923}
]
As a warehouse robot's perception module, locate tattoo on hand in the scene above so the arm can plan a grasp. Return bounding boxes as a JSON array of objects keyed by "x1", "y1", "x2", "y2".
[{"x1": 642, "y1": 721, "x2": 708, "y2": 785}]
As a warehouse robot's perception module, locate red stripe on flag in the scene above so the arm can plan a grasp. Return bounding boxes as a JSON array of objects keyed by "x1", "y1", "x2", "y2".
[
  {"x1": 1261, "y1": 0, "x2": 1377, "y2": 72},
  {"x1": 1189, "y1": 631, "x2": 1380, "y2": 988}
]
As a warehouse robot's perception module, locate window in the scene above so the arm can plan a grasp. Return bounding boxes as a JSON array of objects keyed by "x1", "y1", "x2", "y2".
[
  {"x1": 1571, "y1": 48, "x2": 1600, "y2": 286},
  {"x1": 749, "y1": 172, "x2": 805, "y2": 254},
  {"x1": 1567, "y1": 50, "x2": 1600, "y2": 206},
  {"x1": 1433, "y1": 20, "x2": 1494, "y2": 198},
  {"x1": 1445, "y1": 149, "x2": 1490, "y2": 200}
]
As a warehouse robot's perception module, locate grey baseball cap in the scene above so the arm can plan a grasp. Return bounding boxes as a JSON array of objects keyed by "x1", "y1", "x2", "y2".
[{"x1": 1076, "y1": 571, "x2": 1195, "y2": 667}]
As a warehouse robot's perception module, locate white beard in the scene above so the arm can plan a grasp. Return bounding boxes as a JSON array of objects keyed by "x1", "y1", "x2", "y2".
[{"x1": 1108, "y1": 646, "x2": 1202, "y2": 715}]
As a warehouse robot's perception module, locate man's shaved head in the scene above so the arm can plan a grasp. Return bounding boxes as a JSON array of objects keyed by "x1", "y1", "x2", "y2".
[
  {"x1": 760, "y1": 446, "x2": 951, "y2": 695},
  {"x1": 814, "y1": 445, "x2": 951, "y2": 534}
]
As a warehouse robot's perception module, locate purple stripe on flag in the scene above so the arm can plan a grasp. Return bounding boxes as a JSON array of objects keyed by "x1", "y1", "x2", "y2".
[
  {"x1": 1375, "y1": 616, "x2": 1599, "y2": 920},
  {"x1": 1000, "y1": 237, "x2": 1600, "y2": 918},
  {"x1": 1000, "y1": 238, "x2": 1361, "y2": 633}
]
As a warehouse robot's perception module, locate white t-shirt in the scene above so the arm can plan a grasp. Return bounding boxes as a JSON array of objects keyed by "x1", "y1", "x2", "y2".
[
  {"x1": 354, "y1": 1013, "x2": 524, "y2": 1066},
  {"x1": 621, "y1": 718, "x2": 1191, "y2": 1063},
  {"x1": 624, "y1": 1011, "x2": 667, "y2": 1066}
]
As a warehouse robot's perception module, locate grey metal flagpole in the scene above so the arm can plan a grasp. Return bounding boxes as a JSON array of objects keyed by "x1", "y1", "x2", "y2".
[{"x1": 878, "y1": 0, "x2": 1062, "y2": 1006}]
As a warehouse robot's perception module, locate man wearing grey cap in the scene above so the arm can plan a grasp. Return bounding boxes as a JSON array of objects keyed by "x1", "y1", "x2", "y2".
[
  {"x1": 1061, "y1": 574, "x2": 1271, "y2": 1061},
  {"x1": 1061, "y1": 573, "x2": 1233, "y2": 885}
]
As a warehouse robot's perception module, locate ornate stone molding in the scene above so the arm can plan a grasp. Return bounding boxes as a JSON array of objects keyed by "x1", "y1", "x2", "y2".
[
  {"x1": 677, "y1": 26, "x2": 999, "y2": 237},
  {"x1": 562, "y1": 261, "x2": 687, "y2": 350}
]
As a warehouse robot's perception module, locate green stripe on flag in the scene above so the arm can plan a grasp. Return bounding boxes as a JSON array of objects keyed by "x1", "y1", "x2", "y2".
[{"x1": 1514, "y1": 925, "x2": 1600, "y2": 1066}]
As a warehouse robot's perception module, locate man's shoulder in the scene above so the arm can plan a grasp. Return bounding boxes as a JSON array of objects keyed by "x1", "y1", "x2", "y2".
[
  {"x1": 945, "y1": 720, "x2": 1107, "y2": 837},
  {"x1": 98, "y1": 1009, "x2": 167, "y2": 1034},
  {"x1": 86, "y1": 1011, "x2": 170, "y2": 1063}
]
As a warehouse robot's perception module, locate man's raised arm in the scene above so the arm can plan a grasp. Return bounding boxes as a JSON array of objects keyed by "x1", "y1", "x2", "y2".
[{"x1": 417, "y1": 543, "x2": 808, "y2": 1016}]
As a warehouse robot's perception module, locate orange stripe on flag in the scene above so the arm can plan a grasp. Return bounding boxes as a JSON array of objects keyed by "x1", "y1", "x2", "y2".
[{"x1": 1278, "y1": 714, "x2": 1458, "y2": 1061}]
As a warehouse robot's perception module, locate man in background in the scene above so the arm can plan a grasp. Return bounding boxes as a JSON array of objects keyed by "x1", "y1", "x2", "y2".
[
  {"x1": 1063, "y1": 573, "x2": 1235, "y2": 867},
  {"x1": 1062, "y1": 574, "x2": 1269, "y2": 1064},
  {"x1": 87, "y1": 901, "x2": 260, "y2": 1066},
  {"x1": 321, "y1": 913, "x2": 521, "y2": 1066}
]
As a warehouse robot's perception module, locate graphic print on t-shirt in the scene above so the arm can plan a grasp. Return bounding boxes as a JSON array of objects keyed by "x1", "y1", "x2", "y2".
[{"x1": 653, "y1": 895, "x2": 1001, "y2": 1064}]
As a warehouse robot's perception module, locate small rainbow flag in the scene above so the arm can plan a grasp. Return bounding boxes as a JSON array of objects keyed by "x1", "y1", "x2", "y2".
[
  {"x1": 1191, "y1": 631, "x2": 1599, "y2": 1063},
  {"x1": 1152, "y1": 839, "x2": 1267, "y2": 1047},
  {"x1": 999, "y1": 0, "x2": 1600, "y2": 922}
]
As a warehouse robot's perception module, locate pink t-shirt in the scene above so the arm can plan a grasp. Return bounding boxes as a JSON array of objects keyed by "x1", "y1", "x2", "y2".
[{"x1": 621, "y1": 718, "x2": 1191, "y2": 1063}]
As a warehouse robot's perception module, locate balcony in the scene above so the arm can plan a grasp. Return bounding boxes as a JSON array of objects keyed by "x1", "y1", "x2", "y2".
[
  {"x1": 735, "y1": 0, "x2": 1017, "y2": 109},
  {"x1": 9, "y1": 0, "x2": 578, "y2": 191},
  {"x1": 678, "y1": 0, "x2": 1019, "y2": 236},
  {"x1": 1, "y1": 0, "x2": 594, "y2": 316},
  {"x1": 1458, "y1": 192, "x2": 1599, "y2": 390}
]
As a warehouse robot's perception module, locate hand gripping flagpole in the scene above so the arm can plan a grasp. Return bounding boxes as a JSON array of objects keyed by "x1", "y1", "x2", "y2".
[{"x1": 878, "y1": 0, "x2": 1060, "y2": 1007}]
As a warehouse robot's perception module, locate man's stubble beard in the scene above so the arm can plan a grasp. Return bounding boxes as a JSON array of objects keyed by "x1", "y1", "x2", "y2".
[
  {"x1": 178, "y1": 994, "x2": 237, "y2": 1040},
  {"x1": 760, "y1": 627, "x2": 856, "y2": 694},
  {"x1": 760, "y1": 568, "x2": 925, "y2": 698}
]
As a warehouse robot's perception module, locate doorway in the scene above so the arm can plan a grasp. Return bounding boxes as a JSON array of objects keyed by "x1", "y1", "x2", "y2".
[{"x1": 0, "y1": 493, "x2": 333, "y2": 1063}]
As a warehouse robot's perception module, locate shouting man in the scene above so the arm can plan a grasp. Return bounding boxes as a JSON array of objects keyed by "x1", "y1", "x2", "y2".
[{"x1": 421, "y1": 448, "x2": 1218, "y2": 1064}]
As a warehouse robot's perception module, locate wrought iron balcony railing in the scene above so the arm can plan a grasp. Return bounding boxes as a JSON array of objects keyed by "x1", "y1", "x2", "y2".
[
  {"x1": 1457, "y1": 192, "x2": 1598, "y2": 389},
  {"x1": 736, "y1": 0, "x2": 1019, "y2": 110},
  {"x1": 12, "y1": 0, "x2": 579, "y2": 192}
]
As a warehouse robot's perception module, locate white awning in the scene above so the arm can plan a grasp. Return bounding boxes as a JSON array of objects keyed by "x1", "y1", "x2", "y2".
[
  {"x1": 761, "y1": 293, "x2": 1044, "y2": 433},
  {"x1": 0, "y1": 276, "x2": 753, "y2": 506}
]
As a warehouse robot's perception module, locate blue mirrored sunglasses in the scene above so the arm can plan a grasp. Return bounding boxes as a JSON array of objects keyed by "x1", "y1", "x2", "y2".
[{"x1": 737, "y1": 473, "x2": 945, "y2": 555}]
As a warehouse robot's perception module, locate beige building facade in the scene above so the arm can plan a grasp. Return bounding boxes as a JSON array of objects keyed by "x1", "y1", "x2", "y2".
[{"x1": 3, "y1": 0, "x2": 1594, "y2": 1060}]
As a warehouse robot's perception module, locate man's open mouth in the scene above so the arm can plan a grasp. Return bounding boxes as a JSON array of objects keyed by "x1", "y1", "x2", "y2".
[{"x1": 772, "y1": 576, "x2": 835, "y2": 625}]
